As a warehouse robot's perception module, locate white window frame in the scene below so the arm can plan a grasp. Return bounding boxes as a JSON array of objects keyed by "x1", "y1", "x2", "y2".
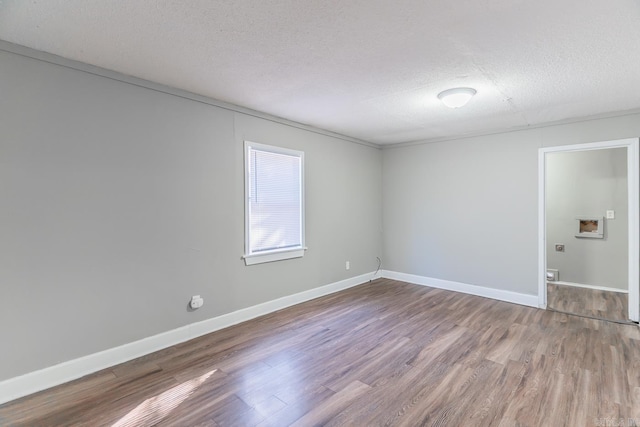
[{"x1": 243, "y1": 141, "x2": 306, "y2": 266}]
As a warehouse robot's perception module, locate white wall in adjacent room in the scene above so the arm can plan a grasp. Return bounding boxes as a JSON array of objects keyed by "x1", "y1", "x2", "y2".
[{"x1": 546, "y1": 148, "x2": 627, "y2": 290}]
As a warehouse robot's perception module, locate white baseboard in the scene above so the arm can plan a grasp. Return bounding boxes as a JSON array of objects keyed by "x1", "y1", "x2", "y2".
[
  {"x1": 548, "y1": 280, "x2": 628, "y2": 294},
  {"x1": 381, "y1": 270, "x2": 539, "y2": 308},
  {"x1": 0, "y1": 271, "x2": 380, "y2": 405}
]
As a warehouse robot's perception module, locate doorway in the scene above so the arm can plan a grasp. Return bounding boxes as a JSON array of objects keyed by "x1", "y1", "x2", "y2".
[{"x1": 538, "y1": 138, "x2": 639, "y2": 323}]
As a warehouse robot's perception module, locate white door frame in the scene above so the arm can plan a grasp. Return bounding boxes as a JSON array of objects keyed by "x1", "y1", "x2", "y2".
[{"x1": 538, "y1": 138, "x2": 640, "y2": 322}]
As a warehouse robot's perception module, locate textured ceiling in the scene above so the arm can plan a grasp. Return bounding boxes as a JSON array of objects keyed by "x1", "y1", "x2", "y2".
[{"x1": 1, "y1": 0, "x2": 640, "y2": 145}]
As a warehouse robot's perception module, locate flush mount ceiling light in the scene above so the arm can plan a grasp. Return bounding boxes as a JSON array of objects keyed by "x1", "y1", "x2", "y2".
[{"x1": 437, "y1": 87, "x2": 477, "y2": 108}]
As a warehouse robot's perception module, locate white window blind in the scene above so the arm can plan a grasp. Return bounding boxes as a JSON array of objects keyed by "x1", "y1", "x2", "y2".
[{"x1": 244, "y1": 142, "x2": 305, "y2": 265}]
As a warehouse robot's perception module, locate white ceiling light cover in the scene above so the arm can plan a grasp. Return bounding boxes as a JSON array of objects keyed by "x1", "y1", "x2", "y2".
[{"x1": 437, "y1": 87, "x2": 477, "y2": 108}]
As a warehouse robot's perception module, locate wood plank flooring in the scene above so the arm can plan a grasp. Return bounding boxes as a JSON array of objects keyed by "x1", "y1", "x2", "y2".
[
  {"x1": 1, "y1": 278, "x2": 640, "y2": 426},
  {"x1": 547, "y1": 282, "x2": 629, "y2": 323}
]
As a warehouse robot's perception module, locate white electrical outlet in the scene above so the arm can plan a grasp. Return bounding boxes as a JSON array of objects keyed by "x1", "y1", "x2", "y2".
[
  {"x1": 345, "y1": 261, "x2": 350, "y2": 270},
  {"x1": 606, "y1": 210, "x2": 615, "y2": 219},
  {"x1": 190, "y1": 295, "x2": 204, "y2": 309}
]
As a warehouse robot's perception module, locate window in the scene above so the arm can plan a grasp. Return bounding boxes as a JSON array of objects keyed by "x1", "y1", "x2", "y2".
[{"x1": 243, "y1": 141, "x2": 305, "y2": 265}]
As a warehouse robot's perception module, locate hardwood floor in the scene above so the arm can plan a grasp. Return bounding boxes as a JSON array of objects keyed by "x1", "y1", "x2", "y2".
[
  {"x1": 1, "y1": 278, "x2": 640, "y2": 426},
  {"x1": 547, "y1": 282, "x2": 630, "y2": 323}
]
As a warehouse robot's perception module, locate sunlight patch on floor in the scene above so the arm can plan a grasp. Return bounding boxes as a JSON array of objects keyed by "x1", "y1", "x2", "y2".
[{"x1": 111, "y1": 369, "x2": 216, "y2": 427}]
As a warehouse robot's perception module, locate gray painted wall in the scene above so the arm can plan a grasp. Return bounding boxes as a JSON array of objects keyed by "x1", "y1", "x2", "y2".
[
  {"x1": 383, "y1": 131, "x2": 540, "y2": 293},
  {"x1": 546, "y1": 148, "x2": 628, "y2": 289},
  {"x1": 0, "y1": 50, "x2": 382, "y2": 381},
  {"x1": 383, "y1": 114, "x2": 640, "y2": 298},
  {"x1": 2, "y1": 43, "x2": 640, "y2": 385}
]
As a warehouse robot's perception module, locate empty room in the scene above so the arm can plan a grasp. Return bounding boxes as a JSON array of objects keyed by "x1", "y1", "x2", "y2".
[{"x1": 1, "y1": 1, "x2": 640, "y2": 426}]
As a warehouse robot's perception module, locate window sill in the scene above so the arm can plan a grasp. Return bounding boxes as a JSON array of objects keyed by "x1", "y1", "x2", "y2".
[{"x1": 243, "y1": 247, "x2": 307, "y2": 266}]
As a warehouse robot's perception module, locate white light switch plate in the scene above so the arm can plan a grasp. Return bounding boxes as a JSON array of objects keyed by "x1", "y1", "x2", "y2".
[{"x1": 606, "y1": 210, "x2": 615, "y2": 219}]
